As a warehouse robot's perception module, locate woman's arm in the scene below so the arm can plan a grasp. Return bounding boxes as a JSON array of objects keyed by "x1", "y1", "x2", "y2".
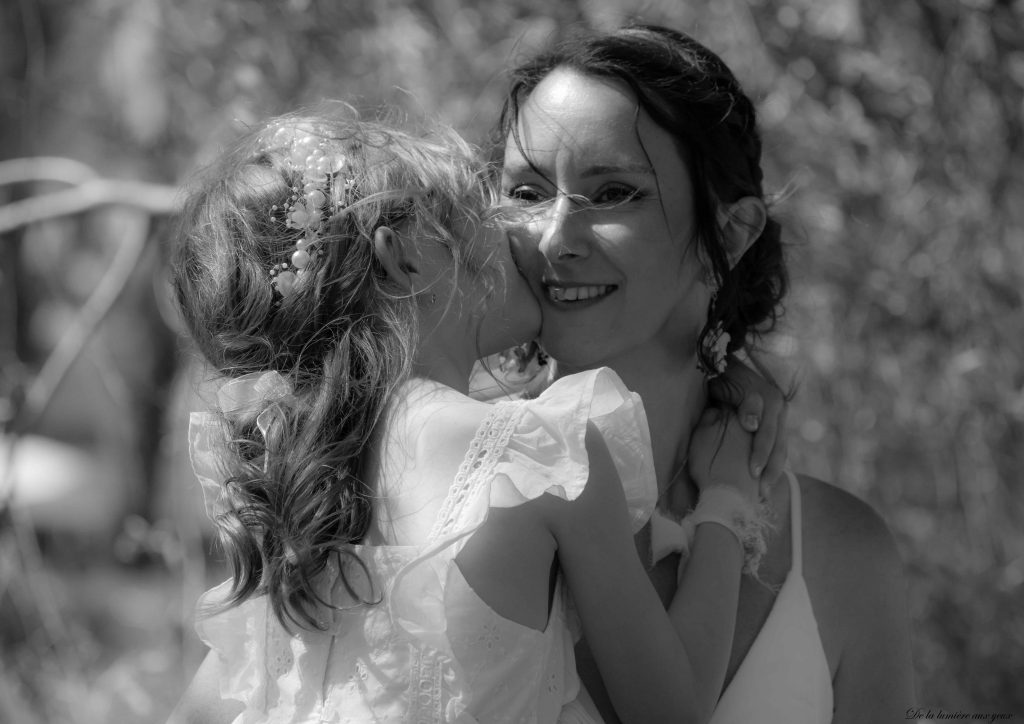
[
  {"x1": 548, "y1": 421, "x2": 746, "y2": 724},
  {"x1": 832, "y1": 541, "x2": 915, "y2": 724},
  {"x1": 803, "y1": 480, "x2": 915, "y2": 724},
  {"x1": 667, "y1": 407, "x2": 765, "y2": 712}
]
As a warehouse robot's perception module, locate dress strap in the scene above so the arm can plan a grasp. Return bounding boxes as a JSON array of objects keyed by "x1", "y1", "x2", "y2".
[
  {"x1": 426, "y1": 401, "x2": 526, "y2": 543},
  {"x1": 785, "y1": 470, "x2": 803, "y2": 576}
]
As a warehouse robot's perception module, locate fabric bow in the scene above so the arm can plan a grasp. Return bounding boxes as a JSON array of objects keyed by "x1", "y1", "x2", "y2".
[{"x1": 217, "y1": 370, "x2": 295, "y2": 440}]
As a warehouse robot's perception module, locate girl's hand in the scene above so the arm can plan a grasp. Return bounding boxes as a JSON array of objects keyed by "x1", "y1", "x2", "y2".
[
  {"x1": 708, "y1": 356, "x2": 788, "y2": 497},
  {"x1": 688, "y1": 407, "x2": 761, "y2": 504}
]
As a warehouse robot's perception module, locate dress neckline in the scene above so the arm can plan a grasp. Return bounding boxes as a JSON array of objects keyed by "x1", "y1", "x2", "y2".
[{"x1": 711, "y1": 470, "x2": 834, "y2": 724}]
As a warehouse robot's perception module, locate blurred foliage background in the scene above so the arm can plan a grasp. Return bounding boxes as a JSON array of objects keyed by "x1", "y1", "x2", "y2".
[{"x1": 1, "y1": 0, "x2": 1022, "y2": 721}]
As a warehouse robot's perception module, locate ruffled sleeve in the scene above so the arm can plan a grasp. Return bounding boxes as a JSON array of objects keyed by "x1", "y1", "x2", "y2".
[
  {"x1": 491, "y1": 366, "x2": 657, "y2": 533},
  {"x1": 194, "y1": 581, "x2": 279, "y2": 713},
  {"x1": 390, "y1": 368, "x2": 656, "y2": 643}
]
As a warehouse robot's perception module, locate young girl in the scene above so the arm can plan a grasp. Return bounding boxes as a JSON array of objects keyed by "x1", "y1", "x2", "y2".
[{"x1": 170, "y1": 107, "x2": 770, "y2": 723}]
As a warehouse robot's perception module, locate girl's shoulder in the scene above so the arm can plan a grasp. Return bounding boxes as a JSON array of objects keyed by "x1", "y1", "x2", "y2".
[
  {"x1": 413, "y1": 366, "x2": 649, "y2": 471},
  {"x1": 390, "y1": 380, "x2": 497, "y2": 464},
  {"x1": 381, "y1": 369, "x2": 656, "y2": 543}
]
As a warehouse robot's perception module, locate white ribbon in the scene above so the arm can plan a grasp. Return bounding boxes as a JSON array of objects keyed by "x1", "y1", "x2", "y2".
[{"x1": 188, "y1": 371, "x2": 295, "y2": 520}]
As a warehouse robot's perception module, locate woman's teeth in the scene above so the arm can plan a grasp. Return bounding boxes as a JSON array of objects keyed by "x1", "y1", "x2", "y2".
[{"x1": 548, "y1": 285, "x2": 613, "y2": 302}]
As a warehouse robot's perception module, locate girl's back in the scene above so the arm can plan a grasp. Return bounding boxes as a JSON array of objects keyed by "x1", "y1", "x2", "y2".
[{"x1": 187, "y1": 369, "x2": 653, "y2": 723}]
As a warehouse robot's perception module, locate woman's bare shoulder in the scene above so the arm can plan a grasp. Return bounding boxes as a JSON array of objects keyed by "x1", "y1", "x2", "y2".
[
  {"x1": 795, "y1": 473, "x2": 913, "y2": 698},
  {"x1": 797, "y1": 473, "x2": 904, "y2": 590},
  {"x1": 798, "y1": 474, "x2": 897, "y2": 547}
]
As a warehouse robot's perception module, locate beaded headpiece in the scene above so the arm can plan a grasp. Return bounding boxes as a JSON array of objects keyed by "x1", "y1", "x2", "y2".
[{"x1": 262, "y1": 122, "x2": 352, "y2": 300}]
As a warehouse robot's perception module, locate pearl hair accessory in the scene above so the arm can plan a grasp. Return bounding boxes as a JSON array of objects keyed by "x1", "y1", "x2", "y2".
[{"x1": 263, "y1": 122, "x2": 351, "y2": 301}]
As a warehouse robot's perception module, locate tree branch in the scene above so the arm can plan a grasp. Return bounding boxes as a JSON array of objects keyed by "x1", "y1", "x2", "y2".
[
  {"x1": 0, "y1": 157, "x2": 99, "y2": 187},
  {"x1": 11, "y1": 212, "x2": 153, "y2": 440},
  {"x1": 0, "y1": 178, "x2": 180, "y2": 234}
]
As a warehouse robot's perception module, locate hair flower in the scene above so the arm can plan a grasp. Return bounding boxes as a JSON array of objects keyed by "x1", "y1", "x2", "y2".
[{"x1": 699, "y1": 322, "x2": 731, "y2": 379}]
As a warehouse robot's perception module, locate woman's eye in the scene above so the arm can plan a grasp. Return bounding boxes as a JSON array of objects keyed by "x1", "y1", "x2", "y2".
[
  {"x1": 502, "y1": 184, "x2": 547, "y2": 204},
  {"x1": 593, "y1": 185, "x2": 642, "y2": 205}
]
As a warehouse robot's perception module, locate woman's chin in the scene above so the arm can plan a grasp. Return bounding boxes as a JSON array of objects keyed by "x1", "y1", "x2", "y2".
[{"x1": 536, "y1": 337, "x2": 601, "y2": 371}]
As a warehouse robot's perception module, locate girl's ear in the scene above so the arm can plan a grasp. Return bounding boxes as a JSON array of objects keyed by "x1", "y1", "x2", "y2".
[
  {"x1": 717, "y1": 197, "x2": 767, "y2": 268},
  {"x1": 372, "y1": 226, "x2": 417, "y2": 293}
]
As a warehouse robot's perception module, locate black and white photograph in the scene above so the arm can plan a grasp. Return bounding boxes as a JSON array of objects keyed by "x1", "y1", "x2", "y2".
[{"x1": 1, "y1": 1, "x2": 1021, "y2": 722}]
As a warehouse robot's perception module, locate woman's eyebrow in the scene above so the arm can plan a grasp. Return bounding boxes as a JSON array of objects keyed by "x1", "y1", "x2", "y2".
[
  {"x1": 501, "y1": 159, "x2": 532, "y2": 175},
  {"x1": 581, "y1": 163, "x2": 653, "y2": 178}
]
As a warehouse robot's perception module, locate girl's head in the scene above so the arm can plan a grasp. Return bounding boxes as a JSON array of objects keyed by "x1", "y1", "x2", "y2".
[
  {"x1": 498, "y1": 24, "x2": 787, "y2": 374},
  {"x1": 177, "y1": 107, "x2": 523, "y2": 378},
  {"x1": 173, "y1": 106, "x2": 533, "y2": 628}
]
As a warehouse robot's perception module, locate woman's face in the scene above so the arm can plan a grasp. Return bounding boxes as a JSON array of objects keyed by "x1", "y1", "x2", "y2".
[{"x1": 500, "y1": 68, "x2": 711, "y2": 371}]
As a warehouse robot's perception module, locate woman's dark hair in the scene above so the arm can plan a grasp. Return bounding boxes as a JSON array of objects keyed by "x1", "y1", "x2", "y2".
[
  {"x1": 499, "y1": 24, "x2": 788, "y2": 370},
  {"x1": 172, "y1": 106, "x2": 495, "y2": 630}
]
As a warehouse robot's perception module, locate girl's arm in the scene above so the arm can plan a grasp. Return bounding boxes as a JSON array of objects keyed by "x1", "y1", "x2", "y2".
[
  {"x1": 711, "y1": 355, "x2": 789, "y2": 494},
  {"x1": 547, "y1": 420, "x2": 748, "y2": 724},
  {"x1": 668, "y1": 407, "x2": 764, "y2": 711}
]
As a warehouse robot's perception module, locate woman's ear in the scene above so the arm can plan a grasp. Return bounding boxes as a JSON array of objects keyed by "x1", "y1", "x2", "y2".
[
  {"x1": 717, "y1": 197, "x2": 767, "y2": 268},
  {"x1": 372, "y1": 226, "x2": 417, "y2": 293}
]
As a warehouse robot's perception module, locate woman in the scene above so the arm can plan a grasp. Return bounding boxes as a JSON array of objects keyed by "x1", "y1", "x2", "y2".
[{"x1": 497, "y1": 24, "x2": 915, "y2": 724}]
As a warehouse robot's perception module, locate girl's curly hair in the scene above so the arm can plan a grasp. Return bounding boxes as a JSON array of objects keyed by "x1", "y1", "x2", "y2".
[{"x1": 173, "y1": 104, "x2": 497, "y2": 630}]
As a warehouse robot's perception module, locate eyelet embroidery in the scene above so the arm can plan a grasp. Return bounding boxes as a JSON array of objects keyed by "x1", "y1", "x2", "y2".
[
  {"x1": 477, "y1": 621, "x2": 501, "y2": 651},
  {"x1": 427, "y1": 401, "x2": 528, "y2": 542},
  {"x1": 266, "y1": 619, "x2": 294, "y2": 677},
  {"x1": 406, "y1": 647, "x2": 445, "y2": 723}
]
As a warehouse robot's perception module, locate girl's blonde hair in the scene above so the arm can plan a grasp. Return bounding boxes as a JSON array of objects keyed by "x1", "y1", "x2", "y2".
[{"x1": 173, "y1": 104, "x2": 497, "y2": 630}]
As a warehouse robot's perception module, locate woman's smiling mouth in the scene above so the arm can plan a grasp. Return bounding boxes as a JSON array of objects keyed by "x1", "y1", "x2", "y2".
[{"x1": 546, "y1": 284, "x2": 616, "y2": 303}]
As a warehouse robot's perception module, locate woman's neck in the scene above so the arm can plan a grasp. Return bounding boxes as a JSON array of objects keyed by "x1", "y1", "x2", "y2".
[{"x1": 558, "y1": 349, "x2": 706, "y2": 506}]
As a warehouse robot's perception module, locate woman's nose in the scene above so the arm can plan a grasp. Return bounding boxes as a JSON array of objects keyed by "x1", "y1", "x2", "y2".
[{"x1": 536, "y1": 194, "x2": 588, "y2": 262}]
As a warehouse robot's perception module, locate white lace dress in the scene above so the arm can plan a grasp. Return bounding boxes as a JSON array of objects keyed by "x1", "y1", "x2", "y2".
[{"x1": 194, "y1": 367, "x2": 656, "y2": 724}]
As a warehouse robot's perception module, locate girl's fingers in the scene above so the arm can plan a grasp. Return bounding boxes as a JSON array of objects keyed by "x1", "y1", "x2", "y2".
[
  {"x1": 737, "y1": 389, "x2": 764, "y2": 433},
  {"x1": 759, "y1": 404, "x2": 789, "y2": 498},
  {"x1": 747, "y1": 393, "x2": 775, "y2": 480}
]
